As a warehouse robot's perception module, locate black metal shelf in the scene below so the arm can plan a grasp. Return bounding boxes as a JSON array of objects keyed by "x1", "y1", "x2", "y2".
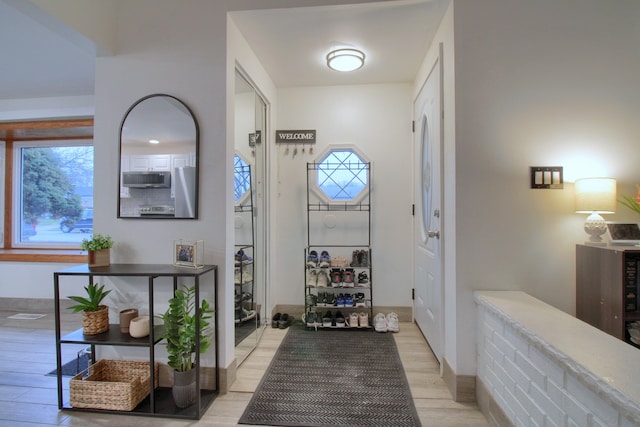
[{"x1": 53, "y1": 263, "x2": 218, "y2": 420}]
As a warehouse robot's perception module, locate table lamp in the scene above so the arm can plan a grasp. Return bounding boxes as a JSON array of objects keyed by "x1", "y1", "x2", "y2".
[{"x1": 575, "y1": 177, "x2": 616, "y2": 245}]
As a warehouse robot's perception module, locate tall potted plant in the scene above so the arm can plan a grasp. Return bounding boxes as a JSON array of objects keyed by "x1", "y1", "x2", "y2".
[
  {"x1": 158, "y1": 285, "x2": 214, "y2": 408},
  {"x1": 67, "y1": 283, "x2": 112, "y2": 335},
  {"x1": 81, "y1": 233, "x2": 114, "y2": 268}
]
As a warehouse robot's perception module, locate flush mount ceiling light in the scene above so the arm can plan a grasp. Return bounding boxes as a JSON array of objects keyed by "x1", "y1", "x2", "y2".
[
  {"x1": 326, "y1": 48, "x2": 365, "y2": 72},
  {"x1": 148, "y1": 139, "x2": 159, "y2": 144}
]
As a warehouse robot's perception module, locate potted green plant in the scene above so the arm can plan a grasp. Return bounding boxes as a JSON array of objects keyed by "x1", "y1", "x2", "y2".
[
  {"x1": 158, "y1": 285, "x2": 214, "y2": 408},
  {"x1": 67, "y1": 283, "x2": 112, "y2": 335},
  {"x1": 81, "y1": 233, "x2": 114, "y2": 268}
]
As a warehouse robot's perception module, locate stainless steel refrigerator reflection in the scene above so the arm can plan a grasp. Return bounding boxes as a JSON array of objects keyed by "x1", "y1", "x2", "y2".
[{"x1": 174, "y1": 166, "x2": 196, "y2": 218}]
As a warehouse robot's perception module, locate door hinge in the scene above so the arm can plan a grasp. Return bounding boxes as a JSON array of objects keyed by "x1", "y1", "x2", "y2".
[
  {"x1": 412, "y1": 288, "x2": 415, "y2": 300},
  {"x1": 412, "y1": 120, "x2": 415, "y2": 133},
  {"x1": 412, "y1": 204, "x2": 415, "y2": 216}
]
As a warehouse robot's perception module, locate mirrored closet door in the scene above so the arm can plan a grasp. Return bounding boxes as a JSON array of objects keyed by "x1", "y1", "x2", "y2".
[{"x1": 234, "y1": 69, "x2": 268, "y2": 365}]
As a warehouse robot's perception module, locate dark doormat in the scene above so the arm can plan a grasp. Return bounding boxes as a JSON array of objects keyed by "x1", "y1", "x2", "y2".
[
  {"x1": 238, "y1": 325, "x2": 421, "y2": 427},
  {"x1": 46, "y1": 353, "x2": 89, "y2": 377}
]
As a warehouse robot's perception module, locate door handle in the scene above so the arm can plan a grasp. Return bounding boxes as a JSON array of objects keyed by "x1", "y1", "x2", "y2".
[{"x1": 428, "y1": 230, "x2": 440, "y2": 239}]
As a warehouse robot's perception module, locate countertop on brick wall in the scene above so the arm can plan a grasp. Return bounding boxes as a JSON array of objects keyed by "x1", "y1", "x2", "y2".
[{"x1": 475, "y1": 290, "x2": 640, "y2": 424}]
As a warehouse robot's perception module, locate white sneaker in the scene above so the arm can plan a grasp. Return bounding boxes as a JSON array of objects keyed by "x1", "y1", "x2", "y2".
[
  {"x1": 307, "y1": 269, "x2": 318, "y2": 287},
  {"x1": 317, "y1": 270, "x2": 329, "y2": 287},
  {"x1": 373, "y1": 313, "x2": 388, "y2": 332},
  {"x1": 349, "y1": 312, "x2": 359, "y2": 328},
  {"x1": 359, "y1": 312, "x2": 369, "y2": 328},
  {"x1": 386, "y1": 312, "x2": 399, "y2": 332}
]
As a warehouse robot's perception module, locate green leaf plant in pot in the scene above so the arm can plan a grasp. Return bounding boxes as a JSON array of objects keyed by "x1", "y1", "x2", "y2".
[
  {"x1": 158, "y1": 285, "x2": 214, "y2": 408},
  {"x1": 81, "y1": 233, "x2": 114, "y2": 268},
  {"x1": 67, "y1": 283, "x2": 112, "y2": 335}
]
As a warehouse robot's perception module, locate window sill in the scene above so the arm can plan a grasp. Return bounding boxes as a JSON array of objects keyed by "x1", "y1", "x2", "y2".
[{"x1": 0, "y1": 249, "x2": 87, "y2": 263}]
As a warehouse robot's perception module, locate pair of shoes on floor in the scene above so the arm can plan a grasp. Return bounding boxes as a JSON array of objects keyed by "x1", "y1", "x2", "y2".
[
  {"x1": 271, "y1": 312, "x2": 294, "y2": 329},
  {"x1": 373, "y1": 312, "x2": 399, "y2": 333}
]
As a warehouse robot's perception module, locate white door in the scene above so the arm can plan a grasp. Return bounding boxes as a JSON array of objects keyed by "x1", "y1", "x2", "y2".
[{"x1": 413, "y1": 48, "x2": 443, "y2": 364}]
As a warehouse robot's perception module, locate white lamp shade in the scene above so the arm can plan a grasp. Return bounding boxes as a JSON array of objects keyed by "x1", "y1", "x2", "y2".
[{"x1": 575, "y1": 178, "x2": 617, "y2": 214}]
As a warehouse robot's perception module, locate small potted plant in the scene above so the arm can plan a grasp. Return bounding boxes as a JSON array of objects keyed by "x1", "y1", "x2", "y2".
[
  {"x1": 158, "y1": 285, "x2": 214, "y2": 408},
  {"x1": 68, "y1": 283, "x2": 112, "y2": 335},
  {"x1": 81, "y1": 233, "x2": 114, "y2": 268}
]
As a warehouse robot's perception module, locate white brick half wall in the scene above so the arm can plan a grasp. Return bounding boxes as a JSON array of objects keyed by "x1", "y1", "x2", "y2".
[{"x1": 475, "y1": 291, "x2": 640, "y2": 427}]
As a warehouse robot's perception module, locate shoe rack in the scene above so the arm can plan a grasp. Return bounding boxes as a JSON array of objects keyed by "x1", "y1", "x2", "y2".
[{"x1": 304, "y1": 161, "x2": 373, "y2": 329}]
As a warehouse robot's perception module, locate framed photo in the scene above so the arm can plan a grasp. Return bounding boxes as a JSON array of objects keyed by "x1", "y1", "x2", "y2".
[{"x1": 173, "y1": 239, "x2": 204, "y2": 268}]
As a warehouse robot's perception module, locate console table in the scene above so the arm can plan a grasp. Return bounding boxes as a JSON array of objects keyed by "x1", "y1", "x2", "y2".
[{"x1": 53, "y1": 263, "x2": 218, "y2": 419}]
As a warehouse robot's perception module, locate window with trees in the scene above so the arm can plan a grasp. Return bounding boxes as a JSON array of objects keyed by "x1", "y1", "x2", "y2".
[{"x1": 0, "y1": 118, "x2": 94, "y2": 259}]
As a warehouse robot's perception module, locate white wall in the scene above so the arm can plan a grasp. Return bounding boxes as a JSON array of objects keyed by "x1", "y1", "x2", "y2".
[
  {"x1": 274, "y1": 84, "x2": 413, "y2": 307},
  {"x1": 452, "y1": 0, "x2": 640, "y2": 376}
]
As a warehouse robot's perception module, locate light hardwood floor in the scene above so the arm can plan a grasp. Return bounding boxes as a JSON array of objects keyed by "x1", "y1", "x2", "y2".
[{"x1": 0, "y1": 307, "x2": 488, "y2": 426}]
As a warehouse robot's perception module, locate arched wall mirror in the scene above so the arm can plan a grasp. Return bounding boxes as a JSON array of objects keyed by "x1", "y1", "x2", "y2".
[{"x1": 118, "y1": 94, "x2": 199, "y2": 219}]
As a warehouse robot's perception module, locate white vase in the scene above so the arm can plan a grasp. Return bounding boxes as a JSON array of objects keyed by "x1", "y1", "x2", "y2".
[{"x1": 129, "y1": 315, "x2": 150, "y2": 338}]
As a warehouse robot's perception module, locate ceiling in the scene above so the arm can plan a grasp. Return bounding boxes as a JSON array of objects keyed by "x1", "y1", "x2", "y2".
[{"x1": 0, "y1": 0, "x2": 449, "y2": 101}]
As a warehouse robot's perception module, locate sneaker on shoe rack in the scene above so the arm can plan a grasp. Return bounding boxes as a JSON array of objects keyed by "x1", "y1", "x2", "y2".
[
  {"x1": 271, "y1": 312, "x2": 282, "y2": 328},
  {"x1": 234, "y1": 267, "x2": 241, "y2": 285},
  {"x1": 331, "y1": 268, "x2": 343, "y2": 286},
  {"x1": 235, "y1": 249, "x2": 253, "y2": 266},
  {"x1": 319, "y1": 250, "x2": 331, "y2": 268},
  {"x1": 344, "y1": 293, "x2": 353, "y2": 307},
  {"x1": 307, "y1": 269, "x2": 318, "y2": 287},
  {"x1": 373, "y1": 313, "x2": 388, "y2": 332},
  {"x1": 317, "y1": 270, "x2": 330, "y2": 287},
  {"x1": 322, "y1": 311, "x2": 333, "y2": 327},
  {"x1": 359, "y1": 250, "x2": 369, "y2": 267},
  {"x1": 343, "y1": 268, "x2": 355, "y2": 287},
  {"x1": 349, "y1": 312, "x2": 360, "y2": 327},
  {"x1": 359, "y1": 312, "x2": 369, "y2": 328},
  {"x1": 357, "y1": 271, "x2": 369, "y2": 285},
  {"x1": 354, "y1": 293, "x2": 366, "y2": 307},
  {"x1": 336, "y1": 293, "x2": 345, "y2": 307},
  {"x1": 326, "y1": 293, "x2": 337, "y2": 306},
  {"x1": 307, "y1": 250, "x2": 318, "y2": 268},
  {"x1": 240, "y1": 267, "x2": 253, "y2": 284},
  {"x1": 306, "y1": 293, "x2": 318, "y2": 307},
  {"x1": 335, "y1": 311, "x2": 346, "y2": 328},
  {"x1": 350, "y1": 250, "x2": 360, "y2": 267},
  {"x1": 386, "y1": 312, "x2": 400, "y2": 332},
  {"x1": 305, "y1": 311, "x2": 316, "y2": 327}
]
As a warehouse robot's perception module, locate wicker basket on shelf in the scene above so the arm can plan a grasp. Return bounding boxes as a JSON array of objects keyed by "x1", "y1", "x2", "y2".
[
  {"x1": 70, "y1": 359, "x2": 159, "y2": 411},
  {"x1": 81, "y1": 305, "x2": 109, "y2": 335}
]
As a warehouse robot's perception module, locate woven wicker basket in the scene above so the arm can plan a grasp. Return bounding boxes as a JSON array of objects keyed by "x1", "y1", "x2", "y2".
[
  {"x1": 70, "y1": 359, "x2": 159, "y2": 411},
  {"x1": 82, "y1": 305, "x2": 109, "y2": 335}
]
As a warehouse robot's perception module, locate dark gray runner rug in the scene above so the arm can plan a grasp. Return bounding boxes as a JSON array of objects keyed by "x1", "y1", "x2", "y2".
[{"x1": 238, "y1": 325, "x2": 421, "y2": 427}]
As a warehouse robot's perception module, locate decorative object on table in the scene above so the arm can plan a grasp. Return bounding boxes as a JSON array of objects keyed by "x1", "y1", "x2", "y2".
[
  {"x1": 158, "y1": 285, "x2": 214, "y2": 408},
  {"x1": 119, "y1": 308, "x2": 138, "y2": 333},
  {"x1": 618, "y1": 184, "x2": 640, "y2": 217},
  {"x1": 575, "y1": 177, "x2": 616, "y2": 245},
  {"x1": 67, "y1": 283, "x2": 111, "y2": 335},
  {"x1": 128, "y1": 315, "x2": 150, "y2": 338},
  {"x1": 69, "y1": 359, "x2": 159, "y2": 411},
  {"x1": 173, "y1": 239, "x2": 204, "y2": 269},
  {"x1": 81, "y1": 233, "x2": 114, "y2": 268}
]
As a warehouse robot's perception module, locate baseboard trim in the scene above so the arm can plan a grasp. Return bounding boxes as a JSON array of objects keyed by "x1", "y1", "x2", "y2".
[
  {"x1": 442, "y1": 357, "x2": 476, "y2": 402},
  {"x1": 476, "y1": 377, "x2": 514, "y2": 427}
]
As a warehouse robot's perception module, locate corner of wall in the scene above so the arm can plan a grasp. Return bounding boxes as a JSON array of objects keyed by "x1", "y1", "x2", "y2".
[{"x1": 442, "y1": 356, "x2": 476, "y2": 402}]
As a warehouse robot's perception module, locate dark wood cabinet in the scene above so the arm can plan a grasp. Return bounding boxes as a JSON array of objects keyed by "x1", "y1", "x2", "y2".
[{"x1": 576, "y1": 244, "x2": 640, "y2": 345}]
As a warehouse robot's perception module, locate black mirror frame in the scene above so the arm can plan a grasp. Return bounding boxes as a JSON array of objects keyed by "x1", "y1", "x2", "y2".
[{"x1": 117, "y1": 93, "x2": 199, "y2": 219}]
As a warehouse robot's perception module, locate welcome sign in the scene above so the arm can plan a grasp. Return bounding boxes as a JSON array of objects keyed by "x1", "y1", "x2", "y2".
[{"x1": 275, "y1": 129, "x2": 316, "y2": 144}]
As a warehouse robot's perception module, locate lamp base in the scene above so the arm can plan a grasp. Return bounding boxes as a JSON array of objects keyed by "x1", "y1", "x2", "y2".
[{"x1": 584, "y1": 212, "x2": 608, "y2": 245}]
